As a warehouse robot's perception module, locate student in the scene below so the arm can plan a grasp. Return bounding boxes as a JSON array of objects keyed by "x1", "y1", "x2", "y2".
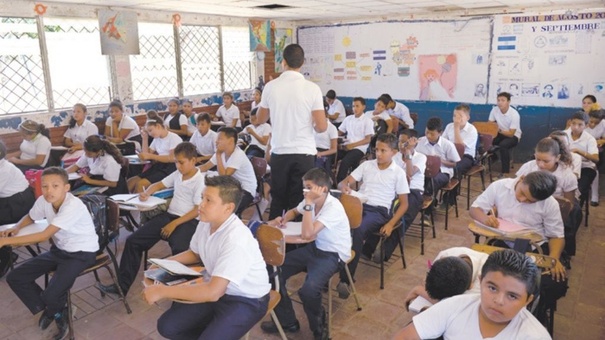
[
  {"x1": 127, "y1": 116, "x2": 183, "y2": 193},
  {"x1": 182, "y1": 98, "x2": 198, "y2": 139},
  {"x1": 336, "y1": 97, "x2": 374, "y2": 183},
  {"x1": 261, "y1": 168, "x2": 351, "y2": 339},
  {"x1": 66, "y1": 135, "x2": 127, "y2": 196},
  {"x1": 1, "y1": 167, "x2": 98, "y2": 340},
  {"x1": 325, "y1": 89, "x2": 346, "y2": 127},
  {"x1": 242, "y1": 87, "x2": 262, "y2": 127},
  {"x1": 63, "y1": 103, "x2": 99, "y2": 152},
  {"x1": 550, "y1": 130, "x2": 582, "y2": 178},
  {"x1": 489, "y1": 92, "x2": 522, "y2": 176},
  {"x1": 442, "y1": 104, "x2": 478, "y2": 176},
  {"x1": 314, "y1": 118, "x2": 338, "y2": 174},
  {"x1": 415, "y1": 117, "x2": 461, "y2": 202},
  {"x1": 336, "y1": 133, "x2": 409, "y2": 298},
  {"x1": 565, "y1": 111, "x2": 599, "y2": 206},
  {"x1": 215, "y1": 92, "x2": 241, "y2": 130},
  {"x1": 394, "y1": 249, "x2": 551, "y2": 340},
  {"x1": 103, "y1": 100, "x2": 141, "y2": 149},
  {"x1": 240, "y1": 108, "x2": 271, "y2": 159},
  {"x1": 365, "y1": 95, "x2": 394, "y2": 134},
  {"x1": 199, "y1": 127, "x2": 257, "y2": 216},
  {"x1": 164, "y1": 98, "x2": 188, "y2": 138},
  {"x1": 581, "y1": 94, "x2": 597, "y2": 118},
  {"x1": 585, "y1": 109, "x2": 605, "y2": 206},
  {"x1": 142, "y1": 176, "x2": 270, "y2": 340},
  {"x1": 189, "y1": 113, "x2": 218, "y2": 164},
  {"x1": 0, "y1": 141, "x2": 36, "y2": 226},
  {"x1": 403, "y1": 247, "x2": 489, "y2": 310},
  {"x1": 98, "y1": 142, "x2": 204, "y2": 297},
  {"x1": 382, "y1": 93, "x2": 414, "y2": 131},
  {"x1": 8, "y1": 119, "x2": 51, "y2": 172}
]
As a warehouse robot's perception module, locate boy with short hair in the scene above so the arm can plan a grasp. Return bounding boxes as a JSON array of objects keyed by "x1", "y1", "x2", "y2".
[
  {"x1": 336, "y1": 133, "x2": 409, "y2": 297},
  {"x1": 314, "y1": 117, "x2": 339, "y2": 174},
  {"x1": 325, "y1": 89, "x2": 347, "y2": 127},
  {"x1": 199, "y1": 127, "x2": 257, "y2": 215},
  {"x1": 489, "y1": 92, "x2": 522, "y2": 175},
  {"x1": 584, "y1": 109, "x2": 605, "y2": 206},
  {"x1": 394, "y1": 249, "x2": 551, "y2": 340},
  {"x1": 336, "y1": 97, "x2": 374, "y2": 183},
  {"x1": 190, "y1": 113, "x2": 218, "y2": 164},
  {"x1": 565, "y1": 111, "x2": 599, "y2": 206},
  {"x1": 240, "y1": 108, "x2": 272, "y2": 159},
  {"x1": 143, "y1": 176, "x2": 270, "y2": 339},
  {"x1": 442, "y1": 104, "x2": 478, "y2": 176},
  {"x1": 98, "y1": 142, "x2": 205, "y2": 297},
  {"x1": 382, "y1": 93, "x2": 414, "y2": 131},
  {"x1": 366, "y1": 95, "x2": 394, "y2": 134},
  {"x1": 215, "y1": 92, "x2": 241, "y2": 129},
  {"x1": 1, "y1": 167, "x2": 98, "y2": 340},
  {"x1": 261, "y1": 168, "x2": 351, "y2": 339}
]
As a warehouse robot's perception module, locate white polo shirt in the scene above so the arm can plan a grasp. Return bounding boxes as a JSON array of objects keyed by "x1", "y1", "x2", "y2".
[
  {"x1": 75, "y1": 153, "x2": 121, "y2": 182},
  {"x1": 29, "y1": 193, "x2": 99, "y2": 253},
  {"x1": 443, "y1": 122, "x2": 478, "y2": 157},
  {"x1": 296, "y1": 194, "x2": 351, "y2": 262},
  {"x1": 314, "y1": 121, "x2": 338, "y2": 150},
  {"x1": 259, "y1": 70, "x2": 325, "y2": 155},
  {"x1": 189, "y1": 214, "x2": 270, "y2": 299},
  {"x1": 210, "y1": 148, "x2": 257, "y2": 196},
  {"x1": 106, "y1": 115, "x2": 141, "y2": 140},
  {"x1": 0, "y1": 159, "x2": 29, "y2": 197},
  {"x1": 338, "y1": 114, "x2": 374, "y2": 153},
  {"x1": 164, "y1": 113, "x2": 188, "y2": 129},
  {"x1": 586, "y1": 120, "x2": 605, "y2": 140},
  {"x1": 393, "y1": 151, "x2": 426, "y2": 192},
  {"x1": 413, "y1": 293, "x2": 551, "y2": 340},
  {"x1": 434, "y1": 247, "x2": 489, "y2": 294},
  {"x1": 471, "y1": 178, "x2": 564, "y2": 242},
  {"x1": 246, "y1": 123, "x2": 272, "y2": 152},
  {"x1": 216, "y1": 105, "x2": 241, "y2": 128},
  {"x1": 20, "y1": 134, "x2": 51, "y2": 167},
  {"x1": 565, "y1": 129, "x2": 599, "y2": 169},
  {"x1": 516, "y1": 160, "x2": 578, "y2": 197},
  {"x1": 328, "y1": 98, "x2": 346, "y2": 123},
  {"x1": 190, "y1": 129, "x2": 217, "y2": 157},
  {"x1": 571, "y1": 153, "x2": 582, "y2": 177},
  {"x1": 64, "y1": 120, "x2": 98, "y2": 145},
  {"x1": 149, "y1": 131, "x2": 182, "y2": 156},
  {"x1": 365, "y1": 110, "x2": 391, "y2": 122},
  {"x1": 488, "y1": 106, "x2": 522, "y2": 139},
  {"x1": 162, "y1": 168, "x2": 205, "y2": 217},
  {"x1": 389, "y1": 102, "x2": 414, "y2": 129},
  {"x1": 351, "y1": 159, "x2": 410, "y2": 210},
  {"x1": 415, "y1": 136, "x2": 461, "y2": 178}
]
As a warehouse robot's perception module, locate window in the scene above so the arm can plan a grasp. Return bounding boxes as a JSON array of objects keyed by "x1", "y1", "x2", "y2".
[
  {"x1": 179, "y1": 25, "x2": 221, "y2": 96},
  {"x1": 222, "y1": 26, "x2": 254, "y2": 91}
]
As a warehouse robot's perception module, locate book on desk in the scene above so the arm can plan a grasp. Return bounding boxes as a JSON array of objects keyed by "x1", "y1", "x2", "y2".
[
  {"x1": 144, "y1": 258, "x2": 208, "y2": 286},
  {"x1": 473, "y1": 218, "x2": 531, "y2": 236},
  {"x1": 110, "y1": 194, "x2": 167, "y2": 208}
]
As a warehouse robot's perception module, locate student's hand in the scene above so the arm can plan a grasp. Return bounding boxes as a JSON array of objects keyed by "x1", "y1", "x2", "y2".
[
  {"x1": 138, "y1": 152, "x2": 152, "y2": 161},
  {"x1": 142, "y1": 284, "x2": 164, "y2": 305},
  {"x1": 552, "y1": 260, "x2": 567, "y2": 282},
  {"x1": 453, "y1": 113, "x2": 463, "y2": 128},
  {"x1": 404, "y1": 286, "x2": 422, "y2": 311},
  {"x1": 267, "y1": 217, "x2": 283, "y2": 227},
  {"x1": 68, "y1": 147, "x2": 77, "y2": 153},
  {"x1": 161, "y1": 221, "x2": 179, "y2": 239},
  {"x1": 597, "y1": 140, "x2": 605, "y2": 147},
  {"x1": 139, "y1": 191, "x2": 150, "y2": 202},
  {"x1": 0, "y1": 227, "x2": 18, "y2": 238},
  {"x1": 245, "y1": 126, "x2": 253, "y2": 133},
  {"x1": 304, "y1": 184, "x2": 323, "y2": 204},
  {"x1": 406, "y1": 137, "x2": 418, "y2": 150},
  {"x1": 341, "y1": 184, "x2": 352, "y2": 195},
  {"x1": 344, "y1": 144, "x2": 354, "y2": 151},
  {"x1": 80, "y1": 174, "x2": 91, "y2": 184},
  {"x1": 380, "y1": 222, "x2": 395, "y2": 237},
  {"x1": 484, "y1": 215, "x2": 500, "y2": 228}
]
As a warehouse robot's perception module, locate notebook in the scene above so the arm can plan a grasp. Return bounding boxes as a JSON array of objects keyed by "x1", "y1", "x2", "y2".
[
  {"x1": 147, "y1": 258, "x2": 203, "y2": 276},
  {"x1": 281, "y1": 222, "x2": 302, "y2": 236},
  {"x1": 144, "y1": 268, "x2": 200, "y2": 286},
  {"x1": 473, "y1": 218, "x2": 531, "y2": 236},
  {"x1": 110, "y1": 194, "x2": 166, "y2": 208},
  {"x1": 409, "y1": 296, "x2": 433, "y2": 313}
]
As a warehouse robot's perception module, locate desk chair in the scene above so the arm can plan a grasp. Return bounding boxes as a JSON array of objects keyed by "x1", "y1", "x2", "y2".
[
  {"x1": 373, "y1": 199, "x2": 406, "y2": 290},
  {"x1": 244, "y1": 156, "x2": 268, "y2": 219},
  {"x1": 437, "y1": 145, "x2": 463, "y2": 230},
  {"x1": 407, "y1": 155, "x2": 439, "y2": 255}
]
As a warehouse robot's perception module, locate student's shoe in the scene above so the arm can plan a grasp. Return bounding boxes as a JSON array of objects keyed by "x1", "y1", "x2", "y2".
[
  {"x1": 0, "y1": 248, "x2": 16, "y2": 279},
  {"x1": 260, "y1": 320, "x2": 300, "y2": 334},
  {"x1": 53, "y1": 308, "x2": 69, "y2": 340},
  {"x1": 336, "y1": 281, "x2": 350, "y2": 299},
  {"x1": 590, "y1": 201, "x2": 599, "y2": 207},
  {"x1": 38, "y1": 312, "x2": 53, "y2": 330},
  {"x1": 95, "y1": 283, "x2": 121, "y2": 296},
  {"x1": 313, "y1": 311, "x2": 329, "y2": 340}
]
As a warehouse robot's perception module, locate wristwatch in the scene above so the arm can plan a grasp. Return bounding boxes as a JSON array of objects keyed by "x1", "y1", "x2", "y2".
[
  {"x1": 405, "y1": 154, "x2": 413, "y2": 160},
  {"x1": 303, "y1": 204, "x2": 314, "y2": 211}
]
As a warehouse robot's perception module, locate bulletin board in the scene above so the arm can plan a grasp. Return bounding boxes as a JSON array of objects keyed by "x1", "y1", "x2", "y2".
[{"x1": 297, "y1": 18, "x2": 492, "y2": 104}]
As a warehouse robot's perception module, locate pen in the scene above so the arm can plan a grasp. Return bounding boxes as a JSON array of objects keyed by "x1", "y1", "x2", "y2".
[{"x1": 280, "y1": 209, "x2": 286, "y2": 228}]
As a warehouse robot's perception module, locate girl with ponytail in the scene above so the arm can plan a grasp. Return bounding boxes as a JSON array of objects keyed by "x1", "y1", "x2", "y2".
[
  {"x1": 9, "y1": 119, "x2": 52, "y2": 172},
  {"x1": 64, "y1": 103, "x2": 99, "y2": 152}
]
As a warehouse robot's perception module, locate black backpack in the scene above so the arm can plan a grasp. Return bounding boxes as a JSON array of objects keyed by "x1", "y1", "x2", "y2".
[{"x1": 79, "y1": 194, "x2": 109, "y2": 254}]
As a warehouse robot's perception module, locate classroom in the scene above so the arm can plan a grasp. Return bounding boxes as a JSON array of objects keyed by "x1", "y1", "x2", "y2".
[{"x1": 0, "y1": 1, "x2": 604, "y2": 339}]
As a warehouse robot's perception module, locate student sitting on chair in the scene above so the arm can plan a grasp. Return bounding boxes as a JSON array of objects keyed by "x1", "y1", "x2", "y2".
[
  {"x1": 0, "y1": 141, "x2": 36, "y2": 226},
  {"x1": 189, "y1": 113, "x2": 218, "y2": 164},
  {"x1": 199, "y1": 127, "x2": 257, "y2": 216},
  {"x1": 98, "y1": 142, "x2": 205, "y2": 297},
  {"x1": 489, "y1": 92, "x2": 522, "y2": 176},
  {"x1": 382, "y1": 93, "x2": 414, "y2": 132},
  {"x1": 142, "y1": 176, "x2": 270, "y2": 340},
  {"x1": 240, "y1": 108, "x2": 271, "y2": 159},
  {"x1": 127, "y1": 113, "x2": 183, "y2": 193},
  {"x1": 336, "y1": 97, "x2": 374, "y2": 183},
  {"x1": 261, "y1": 168, "x2": 350, "y2": 339},
  {"x1": 163, "y1": 98, "x2": 189, "y2": 139},
  {"x1": 584, "y1": 109, "x2": 605, "y2": 206},
  {"x1": 325, "y1": 89, "x2": 346, "y2": 128},
  {"x1": 394, "y1": 249, "x2": 551, "y2": 340},
  {"x1": 8, "y1": 120, "x2": 51, "y2": 173},
  {"x1": 215, "y1": 91, "x2": 241, "y2": 130},
  {"x1": 182, "y1": 98, "x2": 198, "y2": 139},
  {"x1": 550, "y1": 130, "x2": 581, "y2": 178},
  {"x1": 442, "y1": 104, "x2": 478, "y2": 176},
  {"x1": 66, "y1": 135, "x2": 127, "y2": 196},
  {"x1": 63, "y1": 103, "x2": 99, "y2": 153},
  {"x1": 565, "y1": 111, "x2": 599, "y2": 206},
  {"x1": 314, "y1": 117, "x2": 338, "y2": 175},
  {"x1": 336, "y1": 133, "x2": 409, "y2": 298},
  {"x1": 365, "y1": 95, "x2": 394, "y2": 134},
  {"x1": 103, "y1": 100, "x2": 142, "y2": 153},
  {"x1": 1, "y1": 167, "x2": 98, "y2": 340}
]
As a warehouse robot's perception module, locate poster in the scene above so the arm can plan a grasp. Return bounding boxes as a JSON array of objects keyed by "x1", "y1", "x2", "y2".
[
  {"x1": 274, "y1": 28, "x2": 293, "y2": 73},
  {"x1": 249, "y1": 20, "x2": 272, "y2": 52},
  {"x1": 98, "y1": 10, "x2": 140, "y2": 55}
]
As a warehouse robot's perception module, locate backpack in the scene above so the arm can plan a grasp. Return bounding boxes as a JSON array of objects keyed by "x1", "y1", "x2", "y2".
[{"x1": 79, "y1": 194, "x2": 109, "y2": 253}]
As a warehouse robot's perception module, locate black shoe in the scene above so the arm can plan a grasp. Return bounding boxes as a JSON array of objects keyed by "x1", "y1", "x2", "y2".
[
  {"x1": 53, "y1": 308, "x2": 69, "y2": 340},
  {"x1": 39, "y1": 312, "x2": 53, "y2": 330},
  {"x1": 590, "y1": 201, "x2": 599, "y2": 207},
  {"x1": 95, "y1": 283, "x2": 122, "y2": 296},
  {"x1": 0, "y1": 247, "x2": 16, "y2": 279},
  {"x1": 260, "y1": 320, "x2": 300, "y2": 334}
]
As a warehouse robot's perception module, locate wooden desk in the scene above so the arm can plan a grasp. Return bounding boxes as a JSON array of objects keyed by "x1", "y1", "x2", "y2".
[
  {"x1": 142, "y1": 265, "x2": 206, "y2": 304},
  {"x1": 468, "y1": 221, "x2": 545, "y2": 249},
  {"x1": 0, "y1": 220, "x2": 49, "y2": 257}
]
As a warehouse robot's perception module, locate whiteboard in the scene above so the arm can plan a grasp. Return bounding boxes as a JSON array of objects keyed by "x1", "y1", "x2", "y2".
[
  {"x1": 298, "y1": 18, "x2": 492, "y2": 104},
  {"x1": 488, "y1": 12, "x2": 605, "y2": 107}
]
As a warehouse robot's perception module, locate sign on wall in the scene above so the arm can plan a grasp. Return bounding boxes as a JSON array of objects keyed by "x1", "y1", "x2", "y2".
[{"x1": 98, "y1": 10, "x2": 140, "y2": 55}]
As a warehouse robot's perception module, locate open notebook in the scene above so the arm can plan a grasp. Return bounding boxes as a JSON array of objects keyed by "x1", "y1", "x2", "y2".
[
  {"x1": 110, "y1": 194, "x2": 166, "y2": 208},
  {"x1": 473, "y1": 218, "x2": 531, "y2": 236}
]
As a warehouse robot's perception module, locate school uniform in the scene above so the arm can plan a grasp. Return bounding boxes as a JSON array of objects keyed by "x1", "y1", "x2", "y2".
[
  {"x1": 73, "y1": 153, "x2": 126, "y2": 196},
  {"x1": 443, "y1": 122, "x2": 478, "y2": 175},
  {"x1": 565, "y1": 129, "x2": 598, "y2": 204},
  {"x1": 336, "y1": 114, "x2": 375, "y2": 183},
  {"x1": 157, "y1": 214, "x2": 270, "y2": 340},
  {"x1": 216, "y1": 104, "x2": 241, "y2": 128},
  {"x1": 244, "y1": 123, "x2": 272, "y2": 158},
  {"x1": 434, "y1": 247, "x2": 489, "y2": 294},
  {"x1": 0, "y1": 159, "x2": 35, "y2": 225},
  {"x1": 340, "y1": 159, "x2": 409, "y2": 283},
  {"x1": 164, "y1": 112, "x2": 188, "y2": 131},
  {"x1": 314, "y1": 121, "x2": 338, "y2": 173},
  {"x1": 388, "y1": 101, "x2": 414, "y2": 129},
  {"x1": 273, "y1": 194, "x2": 351, "y2": 335},
  {"x1": 117, "y1": 169, "x2": 205, "y2": 294},
  {"x1": 415, "y1": 136, "x2": 461, "y2": 197},
  {"x1": 64, "y1": 120, "x2": 98, "y2": 145},
  {"x1": 190, "y1": 129, "x2": 217, "y2": 159},
  {"x1": 184, "y1": 113, "x2": 198, "y2": 136},
  {"x1": 16, "y1": 133, "x2": 51, "y2": 172},
  {"x1": 259, "y1": 70, "x2": 325, "y2": 219},
  {"x1": 106, "y1": 115, "x2": 142, "y2": 155},
  {"x1": 7, "y1": 194, "x2": 98, "y2": 317},
  {"x1": 489, "y1": 106, "x2": 522, "y2": 173},
  {"x1": 209, "y1": 148, "x2": 256, "y2": 215},
  {"x1": 328, "y1": 98, "x2": 346, "y2": 125},
  {"x1": 585, "y1": 122, "x2": 605, "y2": 202},
  {"x1": 139, "y1": 131, "x2": 182, "y2": 183}
]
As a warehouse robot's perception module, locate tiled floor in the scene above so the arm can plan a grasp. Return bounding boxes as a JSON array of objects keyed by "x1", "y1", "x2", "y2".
[{"x1": 0, "y1": 169, "x2": 603, "y2": 340}]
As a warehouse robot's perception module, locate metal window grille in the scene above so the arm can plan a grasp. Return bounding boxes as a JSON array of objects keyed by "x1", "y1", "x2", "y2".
[
  {"x1": 221, "y1": 26, "x2": 254, "y2": 92},
  {"x1": 44, "y1": 18, "x2": 111, "y2": 109},
  {"x1": 0, "y1": 17, "x2": 48, "y2": 115},
  {"x1": 179, "y1": 25, "x2": 221, "y2": 96},
  {"x1": 130, "y1": 23, "x2": 178, "y2": 101}
]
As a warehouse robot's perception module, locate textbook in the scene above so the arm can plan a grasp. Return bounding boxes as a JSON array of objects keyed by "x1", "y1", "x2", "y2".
[
  {"x1": 473, "y1": 218, "x2": 531, "y2": 236},
  {"x1": 110, "y1": 194, "x2": 166, "y2": 208},
  {"x1": 144, "y1": 268, "x2": 200, "y2": 286},
  {"x1": 147, "y1": 258, "x2": 203, "y2": 277},
  {"x1": 409, "y1": 296, "x2": 433, "y2": 313}
]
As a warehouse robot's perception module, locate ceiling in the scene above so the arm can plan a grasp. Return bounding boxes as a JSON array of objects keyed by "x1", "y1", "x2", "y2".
[{"x1": 38, "y1": 0, "x2": 605, "y2": 21}]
